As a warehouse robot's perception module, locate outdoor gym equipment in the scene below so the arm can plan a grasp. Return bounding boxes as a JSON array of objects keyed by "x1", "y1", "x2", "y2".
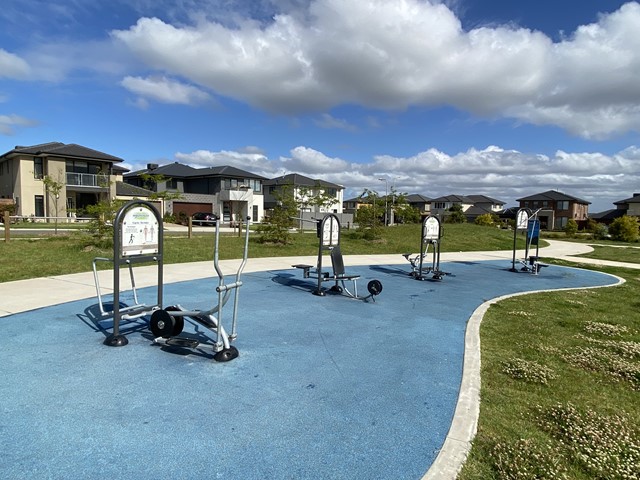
[
  {"x1": 510, "y1": 208, "x2": 547, "y2": 274},
  {"x1": 292, "y1": 213, "x2": 383, "y2": 301},
  {"x1": 402, "y1": 214, "x2": 450, "y2": 281},
  {"x1": 149, "y1": 216, "x2": 251, "y2": 362},
  {"x1": 92, "y1": 200, "x2": 163, "y2": 346}
]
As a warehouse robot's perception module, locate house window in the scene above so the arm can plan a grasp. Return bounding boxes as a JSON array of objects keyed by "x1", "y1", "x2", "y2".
[
  {"x1": 166, "y1": 179, "x2": 178, "y2": 190},
  {"x1": 35, "y1": 195, "x2": 44, "y2": 217},
  {"x1": 434, "y1": 202, "x2": 445, "y2": 209},
  {"x1": 558, "y1": 201, "x2": 569, "y2": 210},
  {"x1": 34, "y1": 158, "x2": 44, "y2": 179},
  {"x1": 327, "y1": 188, "x2": 337, "y2": 197},
  {"x1": 251, "y1": 179, "x2": 262, "y2": 193},
  {"x1": 556, "y1": 217, "x2": 568, "y2": 229},
  {"x1": 224, "y1": 178, "x2": 239, "y2": 189},
  {"x1": 252, "y1": 205, "x2": 258, "y2": 221}
]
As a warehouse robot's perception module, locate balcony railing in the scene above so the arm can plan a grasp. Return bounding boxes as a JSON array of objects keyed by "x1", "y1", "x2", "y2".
[{"x1": 66, "y1": 173, "x2": 109, "y2": 188}]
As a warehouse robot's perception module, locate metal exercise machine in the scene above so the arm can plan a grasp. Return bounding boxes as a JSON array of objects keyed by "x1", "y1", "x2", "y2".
[
  {"x1": 292, "y1": 213, "x2": 382, "y2": 301},
  {"x1": 403, "y1": 214, "x2": 450, "y2": 280},
  {"x1": 510, "y1": 208, "x2": 547, "y2": 274},
  {"x1": 149, "y1": 217, "x2": 251, "y2": 362},
  {"x1": 92, "y1": 200, "x2": 163, "y2": 346}
]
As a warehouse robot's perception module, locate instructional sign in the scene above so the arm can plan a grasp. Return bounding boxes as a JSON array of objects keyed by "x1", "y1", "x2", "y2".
[
  {"x1": 423, "y1": 216, "x2": 440, "y2": 241},
  {"x1": 322, "y1": 215, "x2": 340, "y2": 246},
  {"x1": 121, "y1": 205, "x2": 159, "y2": 256},
  {"x1": 516, "y1": 209, "x2": 530, "y2": 230}
]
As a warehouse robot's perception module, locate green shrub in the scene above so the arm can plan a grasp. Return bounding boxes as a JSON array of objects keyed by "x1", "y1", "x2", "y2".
[
  {"x1": 475, "y1": 213, "x2": 497, "y2": 227},
  {"x1": 608, "y1": 215, "x2": 639, "y2": 242},
  {"x1": 564, "y1": 218, "x2": 578, "y2": 237}
]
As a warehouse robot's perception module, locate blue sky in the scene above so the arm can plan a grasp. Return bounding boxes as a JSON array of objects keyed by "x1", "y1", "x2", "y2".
[{"x1": 1, "y1": 0, "x2": 639, "y2": 211}]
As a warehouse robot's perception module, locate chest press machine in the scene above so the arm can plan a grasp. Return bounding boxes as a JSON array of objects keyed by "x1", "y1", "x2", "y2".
[{"x1": 292, "y1": 213, "x2": 382, "y2": 301}]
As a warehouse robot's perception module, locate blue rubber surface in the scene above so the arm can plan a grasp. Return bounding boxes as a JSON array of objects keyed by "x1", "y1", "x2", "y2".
[{"x1": 0, "y1": 261, "x2": 617, "y2": 479}]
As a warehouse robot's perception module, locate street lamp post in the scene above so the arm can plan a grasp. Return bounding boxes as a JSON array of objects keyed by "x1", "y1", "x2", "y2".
[
  {"x1": 378, "y1": 178, "x2": 388, "y2": 226},
  {"x1": 391, "y1": 177, "x2": 400, "y2": 225}
]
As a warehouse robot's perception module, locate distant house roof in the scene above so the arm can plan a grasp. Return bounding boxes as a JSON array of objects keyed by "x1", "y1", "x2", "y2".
[
  {"x1": 431, "y1": 194, "x2": 476, "y2": 204},
  {"x1": 405, "y1": 194, "x2": 432, "y2": 203},
  {"x1": 195, "y1": 165, "x2": 267, "y2": 180},
  {"x1": 115, "y1": 181, "x2": 154, "y2": 197},
  {"x1": 590, "y1": 209, "x2": 625, "y2": 222},
  {"x1": 614, "y1": 193, "x2": 640, "y2": 205},
  {"x1": 516, "y1": 190, "x2": 591, "y2": 205},
  {"x1": 125, "y1": 162, "x2": 199, "y2": 178},
  {"x1": 0, "y1": 142, "x2": 123, "y2": 163},
  {"x1": 125, "y1": 162, "x2": 266, "y2": 180},
  {"x1": 264, "y1": 173, "x2": 341, "y2": 189},
  {"x1": 466, "y1": 194, "x2": 505, "y2": 205},
  {"x1": 464, "y1": 205, "x2": 500, "y2": 217}
]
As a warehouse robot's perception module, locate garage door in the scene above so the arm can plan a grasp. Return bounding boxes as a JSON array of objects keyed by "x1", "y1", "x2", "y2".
[{"x1": 173, "y1": 202, "x2": 212, "y2": 217}]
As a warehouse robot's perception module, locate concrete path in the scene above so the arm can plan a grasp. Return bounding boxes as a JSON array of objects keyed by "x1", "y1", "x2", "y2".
[{"x1": 3, "y1": 238, "x2": 635, "y2": 318}]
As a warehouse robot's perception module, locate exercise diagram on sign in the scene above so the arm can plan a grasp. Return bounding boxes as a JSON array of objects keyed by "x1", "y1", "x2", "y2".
[{"x1": 121, "y1": 206, "x2": 159, "y2": 256}]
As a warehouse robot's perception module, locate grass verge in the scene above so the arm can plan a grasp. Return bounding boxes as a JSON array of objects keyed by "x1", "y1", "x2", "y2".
[
  {"x1": 458, "y1": 262, "x2": 639, "y2": 479},
  {"x1": 575, "y1": 244, "x2": 640, "y2": 264}
]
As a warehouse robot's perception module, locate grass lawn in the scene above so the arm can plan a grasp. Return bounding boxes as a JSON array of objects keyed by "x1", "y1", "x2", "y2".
[
  {"x1": 458, "y1": 262, "x2": 639, "y2": 479},
  {"x1": 575, "y1": 244, "x2": 640, "y2": 264}
]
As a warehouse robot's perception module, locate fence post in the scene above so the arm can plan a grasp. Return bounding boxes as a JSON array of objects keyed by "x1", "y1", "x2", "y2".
[
  {"x1": 3, "y1": 211, "x2": 9, "y2": 242},
  {"x1": 188, "y1": 216, "x2": 193, "y2": 239}
]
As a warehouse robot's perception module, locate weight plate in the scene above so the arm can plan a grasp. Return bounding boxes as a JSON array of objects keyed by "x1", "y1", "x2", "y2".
[
  {"x1": 367, "y1": 279, "x2": 383, "y2": 296},
  {"x1": 150, "y1": 309, "x2": 176, "y2": 339}
]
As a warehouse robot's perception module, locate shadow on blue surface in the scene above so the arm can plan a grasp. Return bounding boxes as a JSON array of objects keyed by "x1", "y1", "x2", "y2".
[{"x1": 0, "y1": 261, "x2": 619, "y2": 480}]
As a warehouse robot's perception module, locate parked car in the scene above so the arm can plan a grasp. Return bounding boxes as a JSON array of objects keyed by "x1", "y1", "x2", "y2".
[{"x1": 191, "y1": 212, "x2": 218, "y2": 226}]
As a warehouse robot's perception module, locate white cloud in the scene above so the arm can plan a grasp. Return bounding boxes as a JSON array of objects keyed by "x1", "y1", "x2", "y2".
[
  {"x1": 313, "y1": 113, "x2": 357, "y2": 131},
  {"x1": 111, "y1": 0, "x2": 640, "y2": 138},
  {"x1": 163, "y1": 142, "x2": 638, "y2": 212},
  {"x1": 0, "y1": 114, "x2": 39, "y2": 135},
  {"x1": 0, "y1": 49, "x2": 31, "y2": 79},
  {"x1": 121, "y1": 75, "x2": 212, "y2": 106},
  {"x1": 175, "y1": 148, "x2": 274, "y2": 173}
]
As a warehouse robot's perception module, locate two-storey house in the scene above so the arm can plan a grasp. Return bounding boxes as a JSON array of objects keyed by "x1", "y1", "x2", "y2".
[
  {"x1": 430, "y1": 194, "x2": 506, "y2": 222},
  {"x1": 263, "y1": 173, "x2": 350, "y2": 228},
  {"x1": 516, "y1": 190, "x2": 590, "y2": 230},
  {"x1": 0, "y1": 142, "x2": 124, "y2": 218},
  {"x1": 124, "y1": 162, "x2": 266, "y2": 224}
]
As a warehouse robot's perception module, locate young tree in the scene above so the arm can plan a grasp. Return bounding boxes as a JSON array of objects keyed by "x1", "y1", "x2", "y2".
[
  {"x1": 355, "y1": 189, "x2": 384, "y2": 239},
  {"x1": 42, "y1": 175, "x2": 65, "y2": 234},
  {"x1": 445, "y1": 204, "x2": 467, "y2": 224},
  {"x1": 256, "y1": 184, "x2": 298, "y2": 244},
  {"x1": 85, "y1": 199, "x2": 126, "y2": 246},
  {"x1": 297, "y1": 183, "x2": 338, "y2": 213}
]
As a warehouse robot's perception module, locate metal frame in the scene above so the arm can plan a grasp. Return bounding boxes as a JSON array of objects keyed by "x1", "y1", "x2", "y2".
[
  {"x1": 403, "y1": 215, "x2": 449, "y2": 280},
  {"x1": 150, "y1": 216, "x2": 251, "y2": 362},
  {"x1": 292, "y1": 213, "x2": 382, "y2": 301},
  {"x1": 92, "y1": 199, "x2": 164, "y2": 347},
  {"x1": 510, "y1": 208, "x2": 545, "y2": 274}
]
